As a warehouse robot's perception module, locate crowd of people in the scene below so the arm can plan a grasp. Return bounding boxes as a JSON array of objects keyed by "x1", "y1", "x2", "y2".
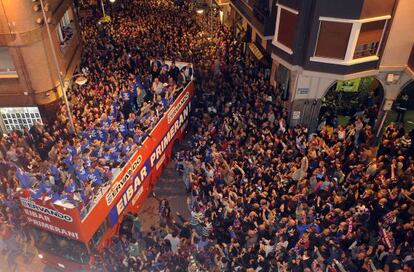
[
  {"x1": 1, "y1": 0, "x2": 414, "y2": 271},
  {"x1": 0, "y1": 0, "x2": 200, "y2": 214}
]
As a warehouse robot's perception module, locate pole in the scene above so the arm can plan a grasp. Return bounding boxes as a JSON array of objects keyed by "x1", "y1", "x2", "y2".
[
  {"x1": 39, "y1": 0, "x2": 76, "y2": 134},
  {"x1": 376, "y1": 110, "x2": 388, "y2": 138},
  {"x1": 101, "y1": 0, "x2": 106, "y2": 17}
]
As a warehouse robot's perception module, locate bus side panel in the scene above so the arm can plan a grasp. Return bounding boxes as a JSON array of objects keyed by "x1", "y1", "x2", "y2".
[{"x1": 96, "y1": 120, "x2": 188, "y2": 250}]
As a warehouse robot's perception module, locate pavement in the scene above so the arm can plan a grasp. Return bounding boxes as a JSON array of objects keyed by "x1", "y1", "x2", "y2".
[{"x1": 137, "y1": 160, "x2": 191, "y2": 231}]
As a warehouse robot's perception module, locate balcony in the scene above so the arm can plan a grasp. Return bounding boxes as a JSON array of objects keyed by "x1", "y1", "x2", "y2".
[{"x1": 231, "y1": 0, "x2": 275, "y2": 37}]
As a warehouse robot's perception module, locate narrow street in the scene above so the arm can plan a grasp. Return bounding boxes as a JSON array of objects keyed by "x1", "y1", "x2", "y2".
[{"x1": 137, "y1": 161, "x2": 191, "y2": 232}]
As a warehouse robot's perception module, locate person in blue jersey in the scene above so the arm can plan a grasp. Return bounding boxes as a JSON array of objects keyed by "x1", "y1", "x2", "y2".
[
  {"x1": 64, "y1": 177, "x2": 77, "y2": 194},
  {"x1": 118, "y1": 117, "x2": 129, "y2": 139},
  {"x1": 88, "y1": 127, "x2": 99, "y2": 142},
  {"x1": 87, "y1": 166, "x2": 105, "y2": 186},
  {"x1": 159, "y1": 93, "x2": 169, "y2": 110},
  {"x1": 74, "y1": 163, "x2": 89, "y2": 183},
  {"x1": 61, "y1": 151, "x2": 76, "y2": 175},
  {"x1": 80, "y1": 138, "x2": 90, "y2": 153},
  {"x1": 120, "y1": 86, "x2": 132, "y2": 118},
  {"x1": 110, "y1": 99, "x2": 120, "y2": 121},
  {"x1": 48, "y1": 162, "x2": 63, "y2": 185},
  {"x1": 97, "y1": 126, "x2": 109, "y2": 144},
  {"x1": 102, "y1": 147, "x2": 117, "y2": 168},
  {"x1": 64, "y1": 140, "x2": 77, "y2": 157},
  {"x1": 91, "y1": 141, "x2": 103, "y2": 158},
  {"x1": 108, "y1": 122, "x2": 119, "y2": 142},
  {"x1": 126, "y1": 113, "x2": 136, "y2": 135},
  {"x1": 100, "y1": 113, "x2": 111, "y2": 127},
  {"x1": 133, "y1": 127, "x2": 145, "y2": 145},
  {"x1": 114, "y1": 133, "x2": 125, "y2": 152}
]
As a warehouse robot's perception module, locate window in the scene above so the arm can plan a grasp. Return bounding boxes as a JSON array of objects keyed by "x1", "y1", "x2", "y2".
[
  {"x1": 311, "y1": 15, "x2": 390, "y2": 65},
  {"x1": 273, "y1": 4, "x2": 299, "y2": 54},
  {"x1": 315, "y1": 21, "x2": 353, "y2": 59},
  {"x1": 56, "y1": 9, "x2": 75, "y2": 50},
  {"x1": 0, "y1": 47, "x2": 17, "y2": 77},
  {"x1": 32, "y1": 226, "x2": 89, "y2": 264},
  {"x1": 354, "y1": 42, "x2": 379, "y2": 59},
  {"x1": 353, "y1": 20, "x2": 386, "y2": 59},
  {"x1": 0, "y1": 107, "x2": 43, "y2": 133},
  {"x1": 90, "y1": 218, "x2": 109, "y2": 247}
]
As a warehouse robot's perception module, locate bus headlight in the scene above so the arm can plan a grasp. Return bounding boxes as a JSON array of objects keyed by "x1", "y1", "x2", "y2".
[
  {"x1": 58, "y1": 263, "x2": 65, "y2": 269},
  {"x1": 38, "y1": 254, "x2": 43, "y2": 259}
]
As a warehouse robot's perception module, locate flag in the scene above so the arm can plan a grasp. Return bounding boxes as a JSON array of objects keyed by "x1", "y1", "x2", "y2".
[
  {"x1": 31, "y1": 189, "x2": 43, "y2": 199},
  {"x1": 38, "y1": 174, "x2": 51, "y2": 194},
  {"x1": 8, "y1": 162, "x2": 33, "y2": 188}
]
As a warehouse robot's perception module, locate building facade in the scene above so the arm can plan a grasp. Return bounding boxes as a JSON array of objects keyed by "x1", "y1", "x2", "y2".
[
  {"x1": 0, "y1": 0, "x2": 82, "y2": 132},
  {"x1": 230, "y1": 0, "x2": 414, "y2": 132},
  {"x1": 229, "y1": 0, "x2": 276, "y2": 65}
]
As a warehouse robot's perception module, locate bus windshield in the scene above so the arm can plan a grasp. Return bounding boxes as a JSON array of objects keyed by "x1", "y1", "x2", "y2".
[{"x1": 32, "y1": 227, "x2": 89, "y2": 264}]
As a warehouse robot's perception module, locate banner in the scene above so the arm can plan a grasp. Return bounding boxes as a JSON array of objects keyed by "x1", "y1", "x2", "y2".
[{"x1": 336, "y1": 78, "x2": 362, "y2": 92}]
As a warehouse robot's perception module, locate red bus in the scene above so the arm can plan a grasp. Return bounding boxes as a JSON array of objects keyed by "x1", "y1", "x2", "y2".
[{"x1": 17, "y1": 81, "x2": 195, "y2": 271}]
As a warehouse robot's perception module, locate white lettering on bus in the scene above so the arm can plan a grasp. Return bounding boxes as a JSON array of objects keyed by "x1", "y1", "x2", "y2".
[
  {"x1": 106, "y1": 155, "x2": 142, "y2": 205},
  {"x1": 113, "y1": 97, "x2": 191, "y2": 217},
  {"x1": 20, "y1": 199, "x2": 73, "y2": 222},
  {"x1": 116, "y1": 165, "x2": 149, "y2": 216},
  {"x1": 27, "y1": 217, "x2": 79, "y2": 239},
  {"x1": 150, "y1": 102, "x2": 191, "y2": 168},
  {"x1": 24, "y1": 209, "x2": 51, "y2": 222},
  {"x1": 167, "y1": 92, "x2": 189, "y2": 124}
]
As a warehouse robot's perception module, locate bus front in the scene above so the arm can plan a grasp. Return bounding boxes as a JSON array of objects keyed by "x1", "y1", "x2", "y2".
[{"x1": 18, "y1": 192, "x2": 91, "y2": 271}]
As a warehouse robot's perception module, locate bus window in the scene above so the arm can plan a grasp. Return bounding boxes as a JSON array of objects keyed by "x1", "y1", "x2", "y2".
[
  {"x1": 32, "y1": 226, "x2": 89, "y2": 264},
  {"x1": 91, "y1": 219, "x2": 108, "y2": 247}
]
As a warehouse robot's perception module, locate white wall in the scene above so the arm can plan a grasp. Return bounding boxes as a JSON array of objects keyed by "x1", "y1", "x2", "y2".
[{"x1": 380, "y1": 0, "x2": 414, "y2": 71}]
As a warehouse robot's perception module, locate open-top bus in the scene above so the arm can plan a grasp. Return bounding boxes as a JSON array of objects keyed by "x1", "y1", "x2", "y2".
[{"x1": 17, "y1": 81, "x2": 195, "y2": 271}]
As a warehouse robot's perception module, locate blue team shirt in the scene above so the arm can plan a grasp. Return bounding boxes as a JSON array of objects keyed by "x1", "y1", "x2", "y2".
[{"x1": 89, "y1": 169, "x2": 103, "y2": 185}]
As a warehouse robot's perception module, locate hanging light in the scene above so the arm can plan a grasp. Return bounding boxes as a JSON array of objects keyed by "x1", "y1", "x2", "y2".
[
  {"x1": 196, "y1": 9, "x2": 204, "y2": 14},
  {"x1": 110, "y1": 0, "x2": 116, "y2": 2}
]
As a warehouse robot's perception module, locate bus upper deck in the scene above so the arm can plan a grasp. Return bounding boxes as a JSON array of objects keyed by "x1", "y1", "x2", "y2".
[{"x1": 17, "y1": 81, "x2": 194, "y2": 249}]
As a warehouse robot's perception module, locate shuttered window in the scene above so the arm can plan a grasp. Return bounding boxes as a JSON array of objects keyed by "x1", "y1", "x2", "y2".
[
  {"x1": 277, "y1": 8, "x2": 298, "y2": 50},
  {"x1": 315, "y1": 21, "x2": 353, "y2": 60}
]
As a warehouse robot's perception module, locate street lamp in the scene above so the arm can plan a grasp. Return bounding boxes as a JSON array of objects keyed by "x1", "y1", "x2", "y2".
[
  {"x1": 39, "y1": 0, "x2": 76, "y2": 134},
  {"x1": 73, "y1": 74, "x2": 88, "y2": 86}
]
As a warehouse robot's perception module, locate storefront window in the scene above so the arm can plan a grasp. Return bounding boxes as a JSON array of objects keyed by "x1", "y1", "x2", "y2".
[{"x1": 0, "y1": 107, "x2": 43, "y2": 133}]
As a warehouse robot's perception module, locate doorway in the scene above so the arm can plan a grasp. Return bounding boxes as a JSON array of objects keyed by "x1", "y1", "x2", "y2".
[{"x1": 318, "y1": 76, "x2": 384, "y2": 128}]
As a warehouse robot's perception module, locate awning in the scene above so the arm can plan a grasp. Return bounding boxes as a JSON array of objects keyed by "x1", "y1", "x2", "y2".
[{"x1": 249, "y1": 43, "x2": 264, "y2": 60}]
